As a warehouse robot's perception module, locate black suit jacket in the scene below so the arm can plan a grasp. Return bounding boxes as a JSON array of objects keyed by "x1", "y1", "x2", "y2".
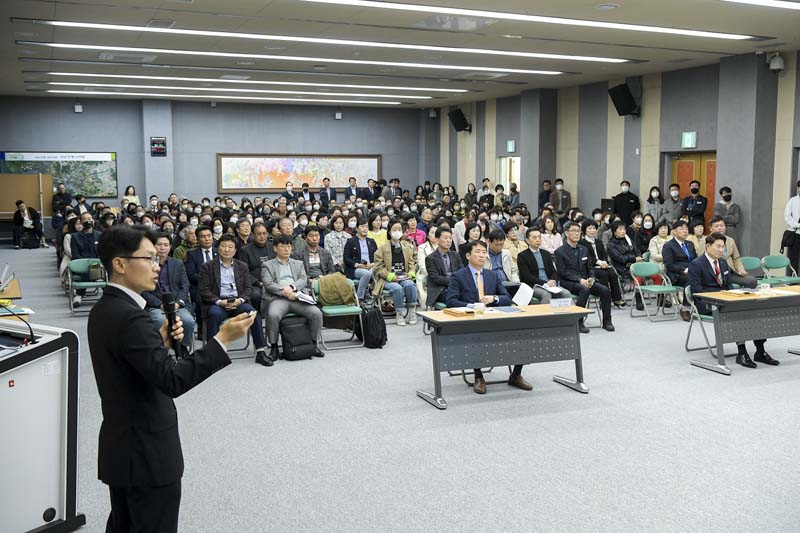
[
  {"x1": 424, "y1": 249, "x2": 462, "y2": 307},
  {"x1": 344, "y1": 186, "x2": 360, "y2": 200},
  {"x1": 360, "y1": 187, "x2": 379, "y2": 202},
  {"x1": 198, "y1": 258, "x2": 252, "y2": 306},
  {"x1": 239, "y1": 242, "x2": 273, "y2": 287},
  {"x1": 662, "y1": 238, "x2": 697, "y2": 284},
  {"x1": 13, "y1": 206, "x2": 41, "y2": 227},
  {"x1": 553, "y1": 243, "x2": 594, "y2": 283},
  {"x1": 517, "y1": 247, "x2": 558, "y2": 287},
  {"x1": 186, "y1": 247, "x2": 217, "y2": 288},
  {"x1": 689, "y1": 255, "x2": 732, "y2": 294},
  {"x1": 87, "y1": 285, "x2": 230, "y2": 487},
  {"x1": 298, "y1": 190, "x2": 316, "y2": 203},
  {"x1": 343, "y1": 235, "x2": 378, "y2": 279},
  {"x1": 142, "y1": 257, "x2": 190, "y2": 309},
  {"x1": 319, "y1": 187, "x2": 337, "y2": 205},
  {"x1": 280, "y1": 191, "x2": 297, "y2": 202}
]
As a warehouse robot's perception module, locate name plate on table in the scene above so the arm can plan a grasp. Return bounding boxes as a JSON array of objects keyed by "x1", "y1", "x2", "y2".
[{"x1": 550, "y1": 297, "x2": 573, "y2": 312}]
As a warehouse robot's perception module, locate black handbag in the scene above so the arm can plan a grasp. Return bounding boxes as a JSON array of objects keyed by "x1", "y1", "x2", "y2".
[
  {"x1": 279, "y1": 316, "x2": 317, "y2": 360},
  {"x1": 780, "y1": 230, "x2": 797, "y2": 254}
]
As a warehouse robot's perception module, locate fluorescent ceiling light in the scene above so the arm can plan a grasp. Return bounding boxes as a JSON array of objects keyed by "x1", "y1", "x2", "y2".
[
  {"x1": 20, "y1": 42, "x2": 563, "y2": 75},
  {"x1": 47, "y1": 89, "x2": 401, "y2": 105},
  {"x1": 22, "y1": 19, "x2": 627, "y2": 63},
  {"x1": 297, "y1": 0, "x2": 754, "y2": 40},
  {"x1": 48, "y1": 81, "x2": 431, "y2": 98},
  {"x1": 46, "y1": 71, "x2": 467, "y2": 92},
  {"x1": 720, "y1": 0, "x2": 800, "y2": 9}
]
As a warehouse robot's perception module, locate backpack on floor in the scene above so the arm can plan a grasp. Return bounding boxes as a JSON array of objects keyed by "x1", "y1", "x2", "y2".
[
  {"x1": 279, "y1": 316, "x2": 317, "y2": 361},
  {"x1": 20, "y1": 232, "x2": 40, "y2": 249},
  {"x1": 354, "y1": 307, "x2": 388, "y2": 349}
]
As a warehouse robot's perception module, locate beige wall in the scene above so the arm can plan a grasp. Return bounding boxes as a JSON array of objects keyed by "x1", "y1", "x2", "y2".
[
  {"x1": 770, "y1": 51, "x2": 798, "y2": 253},
  {"x1": 439, "y1": 110, "x2": 450, "y2": 187},
  {"x1": 606, "y1": 79, "x2": 626, "y2": 198},
  {"x1": 556, "y1": 86, "x2": 580, "y2": 197},
  {"x1": 639, "y1": 73, "x2": 662, "y2": 194},
  {"x1": 484, "y1": 99, "x2": 497, "y2": 184}
]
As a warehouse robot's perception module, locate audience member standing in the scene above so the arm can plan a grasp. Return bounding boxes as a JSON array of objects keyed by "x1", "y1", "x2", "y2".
[
  {"x1": 681, "y1": 180, "x2": 708, "y2": 226},
  {"x1": 714, "y1": 186, "x2": 741, "y2": 243},
  {"x1": 784, "y1": 180, "x2": 800, "y2": 274},
  {"x1": 549, "y1": 178, "x2": 572, "y2": 214},
  {"x1": 612, "y1": 180, "x2": 641, "y2": 225}
]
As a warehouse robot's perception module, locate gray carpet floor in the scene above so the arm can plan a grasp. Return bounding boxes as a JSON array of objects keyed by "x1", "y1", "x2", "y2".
[{"x1": 4, "y1": 247, "x2": 800, "y2": 532}]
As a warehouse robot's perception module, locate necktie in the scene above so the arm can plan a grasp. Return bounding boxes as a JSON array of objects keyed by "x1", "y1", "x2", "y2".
[
  {"x1": 476, "y1": 271, "x2": 484, "y2": 300},
  {"x1": 714, "y1": 260, "x2": 723, "y2": 287},
  {"x1": 680, "y1": 242, "x2": 690, "y2": 259},
  {"x1": 204, "y1": 249, "x2": 211, "y2": 263},
  {"x1": 442, "y1": 252, "x2": 450, "y2": 273}
]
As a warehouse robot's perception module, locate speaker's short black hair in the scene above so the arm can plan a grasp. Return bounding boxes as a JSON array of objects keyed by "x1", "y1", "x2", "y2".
[
  {"x1": 98, "y1": 224, "x2": 156, "y2": 275},
  {"x1": 273, "y1": 234, "x2": 293, "y2": 247}
]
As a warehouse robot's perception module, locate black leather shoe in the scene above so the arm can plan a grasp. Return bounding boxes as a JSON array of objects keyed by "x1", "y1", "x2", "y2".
[
  {"x1": 579, "y1": 322, "x2": 590, "y2": 334},
  {"x1": 736, "y1": 352, "x2": 757, "y2": 369},
  {"x1": 255, "y1": 350, "x2": 273, "y2": 367},
  {"x1": 602, "y1": 322, "x2": 615, "y2": 332},
  {"x1": 754, "y1": 351, "x2": 780, "y2": 366},
  {"x1": 268, "y1": 345, "x2": 281, "y2": 362},
  {"x1": 312, "y1": 345, "x2": 325, "y2": 358},
  {"x1": 613, "y1": 300, "x2": 627, "y2": 309},
  {"x1": 680, "y1": 309, "x2": 691, "y2": 322}
]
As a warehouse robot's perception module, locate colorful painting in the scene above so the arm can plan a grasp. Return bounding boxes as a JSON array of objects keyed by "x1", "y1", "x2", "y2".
[{"x1": 217, "y1": 154, "x2": 381, "y2": 193}]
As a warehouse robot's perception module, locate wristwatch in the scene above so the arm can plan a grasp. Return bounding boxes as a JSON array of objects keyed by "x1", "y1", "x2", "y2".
[{"x1": 493, "y1": 295, "x2": 499, "y2": 304}]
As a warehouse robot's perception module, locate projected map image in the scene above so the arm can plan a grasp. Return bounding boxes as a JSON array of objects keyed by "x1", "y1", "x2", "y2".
[{"x1": 0, "y1": 152, "x2": 118, "y2": 197}]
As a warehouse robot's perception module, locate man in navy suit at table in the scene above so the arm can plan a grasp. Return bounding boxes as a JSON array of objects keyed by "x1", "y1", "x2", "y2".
[
  {"x1": 688, "y1": 232, "x2": 778, "y2": 369},
  {"x1": 446, "y1": 239, "x2": 533, "y2": 395}
]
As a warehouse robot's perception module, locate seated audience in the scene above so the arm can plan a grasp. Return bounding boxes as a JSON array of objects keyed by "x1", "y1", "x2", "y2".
[
  {"x1": 293, "y1": 225, "x2": 336, "y2": 285},
  {"x1": 69, "y1": 211, "x2": 100, "y2": 308},
  {"x1": 199, "y1": 234, "x2": 267, "y2": 363},
  {"x1": 708, "y1": 216, "x2": 757, "y2": 288},
  {"x1": 424, "y1": 226, "x2": 461, "y2": 308},
  {"x1": 446, "y1": 240, "x2": 530, "y2": 395},
  {"x1": 416, "y1": 225, "x2": 438, "y2": 306},
  {"x1": 647, "y1": 221, "x2": 672, "y2": 274},
  {"x1": 186, "y1": 226, "x2": 218, "y2": 327},
  {"x1": 662, "y1": 220, "x2": 697, "y2": 321},
  {"x1": 502, "y1": 221, "x2": 528, "y2": 265},
  {"x1": 486, "y1": 229, "x2": 520, "y2": 284},
  {"x1": 261, "y1": 235, "x2": 324, "y2": 362},
  {"x1": 367, "y1": 211, "x2": 388, "y2": 249},
  {"x1": 142, "y1": 233, "x2": 195, "y2": 348},
  {"x1": 687, "y1": 220, "x2": 706, "y2": 257},
  {"x1": 239, "y1": 222, "x2": 273, "y2": 315},
  {"x1": 579, "y1": 221, "x2": 624, "y2": 307},
  {"x1": 13, "y1": 199, "x2": 48, "y2": 249},
  {"x1": 457, "y1": 222, "x2": 483, "y2": 266},
  {"x1": 554, "y1": 221, "x2": 614, "y2": 333},
  {"x1": 324, "y1": 215, "x2": 349, "y2": 268},
  {"x1": 607, "y1": 221, "x2": 644, "y2": 310},
  {"x1": 540, "y1": 215, "x2": 563, "y2": 254},
  {"x1": 689, "y1": 233, "x2": 777, "y2": 368},
  {"x1": 404, "y1": 213, "x2": 427, "y2": 247},
  {"x1": 373, "y1": 219, "x2": 419, "y2": 326},
  {"x1": 343, "y1": 218, "x2": 378, "y2": 302},
  {"x1": 517, "y1": 226, "x2": 571, "y2": 303}
]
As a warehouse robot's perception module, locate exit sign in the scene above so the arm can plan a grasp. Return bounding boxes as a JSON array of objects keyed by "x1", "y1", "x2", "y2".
[
  {"x1": 506, "y1": 139, "x2": 516, "y2": 153},
  {"x1": 681, "y1": 131, "x2": 697, "y2": 149}
]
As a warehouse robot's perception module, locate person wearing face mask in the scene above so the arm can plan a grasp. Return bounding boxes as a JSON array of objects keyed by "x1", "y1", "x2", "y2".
[
  {"x1": 281, "y1": 181, "x2": 297, "y2": 202},
  {"x1": 645, "y1": 186, "x2": 669, "y2": 224},
  {"x1": 148, "y1": 195, "x2": 159, "y2": 213},
  {"x1": 372, "y1": 219, "x2": 418, "y2": 326},
  {"x1": 713, "y1": 186, "x2": 740, "y2": 243},
  {"x1": 299, "y1": 182, "x2": 315, "y2": 203},
  {"x1": 549, "y1": 178, "x2": 572, "y2": 213},
  {"x1": 539, "y1": 180, "x2": 552, "y2": 210},
  {"x1": 478, "y1": 182, "x2": 494, "y2": 207},
  {"x1": 665, "y1": 184, "x2": 683, "y2": 223},
  {"x1": 681, "y1": 180, "x2": 708, "y2": 226},
  {"x1": 343, "y1": 218, "x2": 378, "y2": 301},
  {"x1": 612, "y1": 180, "x2": 641, "y2": 225},
  {"x1": 783, "y1": 179, "x2": 800, "y2": 274},
  {"x1": 70, "y1": 212, "x2": 100, "y2": 307}
]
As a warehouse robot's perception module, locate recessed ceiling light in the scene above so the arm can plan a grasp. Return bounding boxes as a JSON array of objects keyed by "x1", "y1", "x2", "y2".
[
  {"x1": 20, "y1": 42, "x2": 564, "y2": 75},
  {"x1": 47, "y1": 71, "x2": 468, "y2": 92},
  {"x1": 15, "y1": 18, "x2": 626, "y2": 63},
  {"x1": 295, "y1": 0, "x2": 755, "y2": 39},
  {"x1": 47, "y1": 89, "x2": 403, "y2": 105},
  {"x1": 594, "y1": 3, "x2": 620, "y2": 10},
  {"x1": 237, "y1": 61, "x2": 256, "y2": 66},
  {"x1": 721, "y1": 0, "x2": 800, "y2": 9},
  {"x1": 47, "y1": 81, "x2": 432, "y2": 99},
  {"x1": 501, "y1": 34, "x2": 523, "y2": 39},
  {"x1": 312, "y1": 65, "x2": 328, "y2": 70}
]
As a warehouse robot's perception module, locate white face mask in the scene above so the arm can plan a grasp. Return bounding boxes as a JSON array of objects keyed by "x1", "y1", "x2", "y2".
[
  {"x1": 556, "y1": 184, "x2": 564, "y2": 190},
  {"x1": 313, "y1": 204, "x2": 320, "y2": 210},
  {"x1": 621, "y1": 186, "x2": 629, "y2": 193},
  {"x1": 390, "y1": 230, "x2": 403, "y2": 240},
  {"x1": 387, "y1": 209, "x2": 395, "y2": 216},
  {"x1": 348, "y1": 221, "x2": 357, "y2": 229},
  {"x1": 287, "y1": 205, "x2": 294, "y2": 211},
  {"x1": 643, "y1": 221, "x2": 653, "y2": 229},
  {"x1": 651, "y1": 191, "x2": 660, "y2": 199},
  {"x1": 670, "y1": 190, "x2": 680, "y2": 199},
  {"x1": 202, "y1": 201, "x2": 210, "y2": 206},
  {"x1": 194, "y1": 207, "x2": 202, "y2": 214},
  {"x1": 342, "y1": 210, "x2": 350, "y2": 217},
  {"x1": 304, "y1": 205, "x2": 312, "y2": 212},
  {"x1": 190, "y1": 218, "x2": 199, "y2": 226},
  {"x1": 402, "y1": 207, "x2": 410, "y2": 213},
  {"x1": 143, "y1": 222, "x2": 153, "y2": 228},
  {"x1": 213, "y1": 226, "x2": 223, "y2": 234},
  {"x1": 286, "y1": 186, "x2": 293, "y2": 192},
  {"x1": 381, "y1": 221, "x2": 389, "y2": 229},
  {"x1": 230, "y1": 216, "x2": 238, "y2": 224},
  {"x1": 299, "y1": 219, "x2": 308, "y2": 227},
  {"x1": 490, "y1": 214, "x2": 499, "y2": 222}
]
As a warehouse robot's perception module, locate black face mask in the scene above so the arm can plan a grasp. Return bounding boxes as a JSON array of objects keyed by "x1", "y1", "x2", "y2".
[
  {"x1": 722, "y1": 194, "x2": 732, "y2": 202},
  {"x1": 690, "y1": 187, "x2": 700, "y2": 194},
  {"x1": 83, "y1": 221, "x2": 93, "y2": 230}
]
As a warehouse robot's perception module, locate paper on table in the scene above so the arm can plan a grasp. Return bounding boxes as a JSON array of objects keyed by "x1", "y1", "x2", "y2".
[{"x1": 512, "y1": 282, "x2": 534, "y2": 307}]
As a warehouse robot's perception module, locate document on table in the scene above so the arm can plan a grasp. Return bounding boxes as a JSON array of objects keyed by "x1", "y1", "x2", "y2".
[{"x1": 512, "y1": 282, "x2": 534, "y2": 306}]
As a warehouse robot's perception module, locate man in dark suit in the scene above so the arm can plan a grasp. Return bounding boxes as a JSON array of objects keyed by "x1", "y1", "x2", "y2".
[
  {"x1": 319, "y1": 177, "x2": 337, "y2": 207},
  {"x1": 236, "y1": 222, "x2": 273, "y2": 319},
  {"x1": 142, "y1": 232, "x2": 196, "y2": 348},
  {"x1": 299, "y1": 182, "x2": 316, "y2": 203},
  {"x1": 344, "y1": 176, "x2": 360, "y2": 201},
  {"x1": 88, "y1": 224, "x2": 254, "y2": 533},
  {"x1": 612, "y1": 180, "x2": 641, "y2": 225},
  {"x1": 343, "y1": 218, "x2": 378, "y2": 300},
  {"x1": 446, "y1": 240, "x2": 531, "y2": 395},
  {"x1": 199, "y1": 234, "x2": 269, "y2": 365},
  {"x1": 12, "y1": 199, "x2": 46, "y2": 249},
  {"x1": 185, "y1": 225, "x2": 217, "y2": 331},
  {"x1": 662, "y1": 220, "x2": 696, "y2": 321},
  {"x1": 688, "y1": 233, "x2": 778, "y2": 368},
  {"x1": 518, "y1": 226, "x2": 572, "y2": 303},
  {"x1": 280, "y1": 181, "x2": 297, "y2": 202},
  {"x1": 383, "y1": 178, "x2": 402, "y2": 201},
  {"x1": 554, "y1": 221, "x2": 614, "y2": 332},
  {"x1": 360, "y1": 178, "x2": 380, "y2": 202},
  {"x1": 424, "y1": 226, "x2": 462, "y2": 308}
]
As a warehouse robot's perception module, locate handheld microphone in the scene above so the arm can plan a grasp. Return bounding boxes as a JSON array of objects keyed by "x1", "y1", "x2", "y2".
[{"x1": 160, "y1": 292, "x2": 185, "y2": 358}]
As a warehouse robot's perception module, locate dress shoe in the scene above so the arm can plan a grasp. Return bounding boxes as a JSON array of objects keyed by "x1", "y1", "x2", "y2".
[
  {"x1": 508, "y1": 374, "x2": 533, "y2": 391},
  {"x1": 255, "y1": 350, "x2": 273, "y2": 367},
  {"x1": 679, "y1": 309, "x2": 691, "y2": 322},
  {"x1": 613, "y1": 300, "x2": 627, "y2": 309},
  {"x1": 473, "y1": 377, "x2": 486, "y2": 394},
  {"x1": 579, "y1": 322, "x2": 590, "y2": 334},
  {"x1": 268, "y1": 344, "x2": 281, "y2": 362},
  {"x1": 736, "y1": 352, "x2": 757, "y2": 369},
  {"x1": 754, "y1": 351, "x2": 780, "y2": 366},
  {"x1": 602, "y1": 322, "x2": 615, "y2": 332},
  {"x1": 635, "y1": 301, "x2": 645, "y2": 311},
  {"x1": 312, "y1": 344, "x2": 325, "y2": 358}
]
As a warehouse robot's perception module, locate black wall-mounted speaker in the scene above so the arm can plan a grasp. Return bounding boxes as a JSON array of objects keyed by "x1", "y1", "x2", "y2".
[
  {"x1": 608, "y1": 83, "x2": 640, "y2": 117},
  {"x1": 448, "y1": 108, "x2": 472, "y2": 132}
]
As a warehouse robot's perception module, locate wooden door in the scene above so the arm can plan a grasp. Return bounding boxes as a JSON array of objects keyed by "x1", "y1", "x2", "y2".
[
  {"x1": 701, "y1": 156, "x2": 716, "y2": 224},
  {"x1": 671, "y1": 152, "x2": 716, "y2": 226}
]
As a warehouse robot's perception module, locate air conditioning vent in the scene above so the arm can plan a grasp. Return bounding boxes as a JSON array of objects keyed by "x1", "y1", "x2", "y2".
[
  {"x1": 451, "y1": 71, "x2": 509, "y2": 80},
  {"x1": 99, "y1": 52, "x2": 158, "y2": 63},
  {"x1": 220, "y1": 74, "x2": 251, "y2": 80}
]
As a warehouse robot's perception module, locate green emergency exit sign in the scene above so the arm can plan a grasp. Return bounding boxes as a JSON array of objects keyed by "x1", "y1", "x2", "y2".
[{"x1": 681, "y1": 131, "x2": 697, "y2": 149}]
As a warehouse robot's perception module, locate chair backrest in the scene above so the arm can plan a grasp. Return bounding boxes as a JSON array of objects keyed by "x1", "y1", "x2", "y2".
[
  {"x1": 68, "y1": 258, "x2": 102, "y2": 274},
  {"x1": 683, "y1": 285, "x2": 695, "y2": 305},
  {"x1": 762, "y1": 255, "x2": 790, "y2": 272},
  {"x1": 630, "y1": 261, "x2": 660, "y2": 280},
  {"x1": 642, "y1": 251, "x2": 651, "y2": 262},
  {"x1": 740, "y1": 256, "x2": 762, "y2": 273}
]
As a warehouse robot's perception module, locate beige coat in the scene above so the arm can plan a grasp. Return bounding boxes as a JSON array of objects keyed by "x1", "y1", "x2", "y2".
[{"x1": 372, "y1": 240, "x2": 417, "y2": 297}]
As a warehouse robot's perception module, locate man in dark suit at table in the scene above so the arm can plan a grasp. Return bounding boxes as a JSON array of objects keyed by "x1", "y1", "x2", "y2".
[
  {"x1": 688, "y1": 232, "x2": 778, "y2": 368},
  {"x1": 662, "y1": 220, "x2": 696, "y2": 321},
  {"x1": 554, "y1": 221, "x2": 614, "y2": 333},
  {"x1": 446, "y1": 239, "x2": 532, "y2": 395},
  {"x1": 424, "y1": 226, "x2": 462, "y2": 308},
  {"x1": 344, "y1": 176, "x2": 360, "y2": 201},
  {"x1": 88, "y1": 224, "x2": 254, "y2": 533},
  {"x1": 319, "y1": 176, "x2": 337, "y2": 207}
]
